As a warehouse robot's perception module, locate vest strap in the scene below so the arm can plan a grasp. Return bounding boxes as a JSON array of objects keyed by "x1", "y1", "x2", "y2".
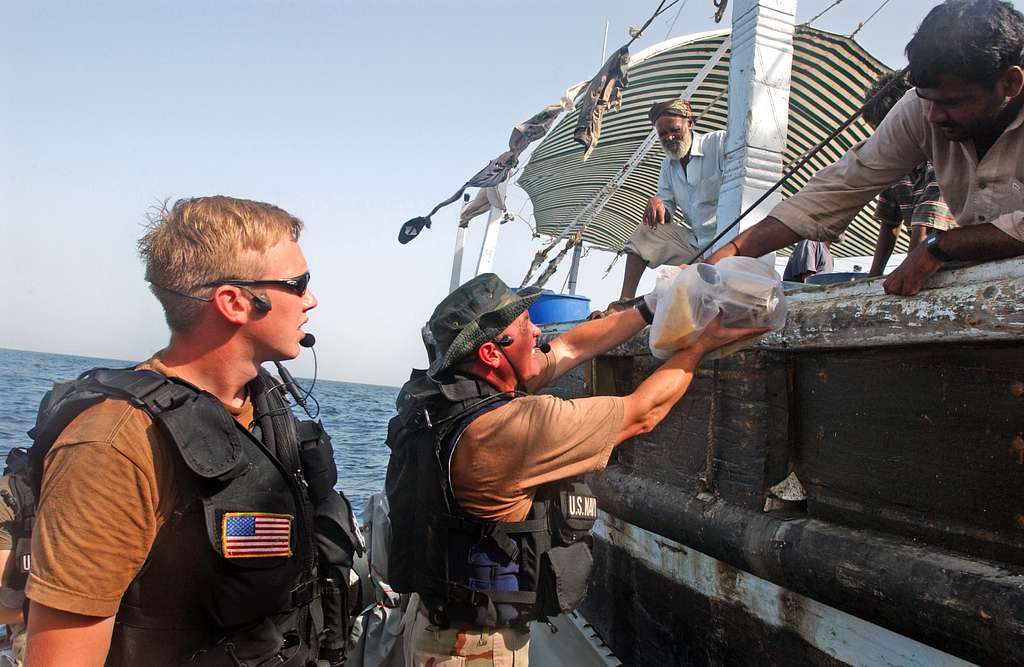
[{"x1": 445, "y1": 582, "x2": 537, "y2": 607}]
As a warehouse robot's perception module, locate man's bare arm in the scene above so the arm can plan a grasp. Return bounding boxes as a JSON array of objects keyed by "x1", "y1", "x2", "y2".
[
  {"x1": 869, "y1": 224, "x2": 902, "y2": 277},
  {"x1": 527, "y1": 308, "x2": 648, "y2": 391},
  {"x1": 25, "y1": 602, "x2": 114, "y2": 667},
  {"x1": 0, "y1": 549, "x2": 22, "y2": 625},
  {"x1": 705, "y1": 217, "x2": 804, "y2": 264},
  {"x1": 883, "y1": 222, "x2": 1024, "y2": 295},
  {"x1": 939, "y1": 222, "x2": 1024, "y2": 261}
]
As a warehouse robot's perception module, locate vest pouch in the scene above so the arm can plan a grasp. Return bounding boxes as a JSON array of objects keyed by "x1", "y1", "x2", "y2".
[
  {"x1": 183, "y1": 617, "x2": 304, "y2": 667},
  {"x1": 202, "y1": 499, "x2": 301, "y2": 629},
  {"x1": 535, "y1": 541, "x2": 593, "y2": 618},
  {"x1": 551, "y1": 481, "x2": 598, "y2": 546},
  {"x1": 297, "y1": 420, "x2": 337, "y2": 505}
]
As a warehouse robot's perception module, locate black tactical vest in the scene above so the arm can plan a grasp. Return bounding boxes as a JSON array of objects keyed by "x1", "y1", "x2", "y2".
[
  {"x1": 385, "y1": 369, "x2": 598, "y2": 628},
  {"x1": 24, "y1": 368, "x2": 331, "y2": 666}
]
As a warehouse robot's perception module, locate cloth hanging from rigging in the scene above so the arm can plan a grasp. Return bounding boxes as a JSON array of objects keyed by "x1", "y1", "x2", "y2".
[
  {"x1": 397, "y1": 87, "x2": 582, "y2": 244},
  {"x1": 573, "y1": 46, "x2": 630, "y2": 161},
  {"x1": 458, "y1": 186, "x2": 507, "y2": 227}
]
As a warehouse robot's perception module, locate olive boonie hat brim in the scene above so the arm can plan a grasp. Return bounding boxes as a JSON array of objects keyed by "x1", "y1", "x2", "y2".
[{"x1": 427, "y1": 275, "x2": 543, "y2": 378}]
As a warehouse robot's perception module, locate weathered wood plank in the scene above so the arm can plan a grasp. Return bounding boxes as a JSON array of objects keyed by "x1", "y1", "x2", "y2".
[{"x1": 794, "y1": 342, "x2": 1024, "y2": 564}]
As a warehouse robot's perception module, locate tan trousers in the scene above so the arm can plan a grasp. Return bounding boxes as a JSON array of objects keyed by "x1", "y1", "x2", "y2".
[{"x1": 403, "y1": 608, "x2": 530, "y2": 667}]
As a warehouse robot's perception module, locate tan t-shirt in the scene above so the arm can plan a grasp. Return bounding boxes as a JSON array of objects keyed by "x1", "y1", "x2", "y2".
[
  {"x1": 25, "y1": 358, "x2": 254, "y2": 617},
  {"x1": 450, "y1": 366, "x2": 624, "y2": 523}
]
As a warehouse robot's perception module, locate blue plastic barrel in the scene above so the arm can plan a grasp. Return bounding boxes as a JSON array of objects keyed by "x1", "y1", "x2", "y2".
[{"x1": 528, "y1": 290, "x2": 591, "y2": 324}]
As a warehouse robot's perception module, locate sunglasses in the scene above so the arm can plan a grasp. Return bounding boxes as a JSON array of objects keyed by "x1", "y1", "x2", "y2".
[{"x1": 201, "y1": 271, "x2": 311, "y2": 296}]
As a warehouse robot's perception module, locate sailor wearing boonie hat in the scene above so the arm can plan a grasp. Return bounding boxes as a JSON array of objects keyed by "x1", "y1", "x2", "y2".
[{"x1": 386, "y1": 272, "x2": 765, "y2": 666}]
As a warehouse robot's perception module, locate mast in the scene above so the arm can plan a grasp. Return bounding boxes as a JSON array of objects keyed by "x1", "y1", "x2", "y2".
[
  {"x1": 713, "y1": 0, "x2": 797, "y2": 265},
  {"x1": 473, "y1": 181, "x2": 507, "y2": 277}
]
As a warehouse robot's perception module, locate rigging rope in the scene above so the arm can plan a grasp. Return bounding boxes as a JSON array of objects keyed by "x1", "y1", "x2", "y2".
[
  {"x1": 627, "y1": 0, "x2": 684, "y2": 47},
  {"x1": 664, "y1": 0, "x2": 690, "y2": 39},
  {"x1": 850, "y1": 0, "x2": 892, "y2": 38},
  {"x1": 801, "y1": 0, "x2": 845, "y2": 28}
]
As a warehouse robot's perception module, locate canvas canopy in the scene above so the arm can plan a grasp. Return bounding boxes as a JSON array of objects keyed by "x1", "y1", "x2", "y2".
[{"x1": 518, "y1": 27, "x2": 893, "y2": 258}]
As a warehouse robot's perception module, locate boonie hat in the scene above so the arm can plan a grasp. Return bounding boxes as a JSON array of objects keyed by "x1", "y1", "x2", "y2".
[{"x1": 427, "y1": 273, "x2": 541, "y2": 378}]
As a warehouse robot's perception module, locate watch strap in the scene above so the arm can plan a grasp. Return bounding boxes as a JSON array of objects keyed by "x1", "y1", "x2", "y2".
[
  {"x1": 635, "y1": 298, "x2": 655, "y2": 325},
  {"x1": 925, "y1": 231, "x2": 953, "y2": 262}
]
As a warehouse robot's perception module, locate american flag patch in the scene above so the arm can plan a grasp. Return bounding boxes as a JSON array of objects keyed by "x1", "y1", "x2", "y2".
[{"x1": 221, "y1": 512, "x2": 292, "y2": 558}]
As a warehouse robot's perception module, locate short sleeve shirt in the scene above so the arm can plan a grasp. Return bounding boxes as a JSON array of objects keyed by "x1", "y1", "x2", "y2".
[
  {"x1": 450, "y1": 355, "x2": 624, "y2": 523},
  {"x1": 26, "y1": 357, "x2": 254, "y2": 617},
  {"x1": 875, "y1": 162, "x2": 955, "y2": 231}
]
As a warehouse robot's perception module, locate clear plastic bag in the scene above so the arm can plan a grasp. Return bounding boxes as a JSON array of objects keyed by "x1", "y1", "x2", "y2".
[{"x1": 648, "y1": 256, "x2": 787, "y2": 360}]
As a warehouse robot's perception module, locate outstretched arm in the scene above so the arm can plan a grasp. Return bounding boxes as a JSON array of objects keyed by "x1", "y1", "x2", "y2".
[
  {"x1": 883, "y1": 222, "x2": 1024, "y2": 295},
  {"x1": 25, "y1": 603, "x2": 114, "y2": 667},
  {"x1": 616, "y1": 317, "x2": 769, "y2": 443},
  {"x1": 527, "y1": 307, "x2": 649, "y2": 391},
  {"x1": 869, "y1": 223, "x2": 902, "y2": 277},
  {"x1": 706, "y1": 217, "x2": 803, "y2": 264}
]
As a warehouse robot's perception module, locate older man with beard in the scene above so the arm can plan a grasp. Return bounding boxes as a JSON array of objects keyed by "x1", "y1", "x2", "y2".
[{"x1": 599, "y1": 99, "x2": 727, "y2": 315}]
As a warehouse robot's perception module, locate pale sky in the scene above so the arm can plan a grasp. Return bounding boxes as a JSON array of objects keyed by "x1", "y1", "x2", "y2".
[{"x1": 2, "y1": 1, "x2": 1010, "y2": 386}]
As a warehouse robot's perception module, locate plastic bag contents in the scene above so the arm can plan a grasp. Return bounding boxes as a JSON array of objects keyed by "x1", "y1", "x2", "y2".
[{"x1": 648, "y1": 256, "x2": 787, "y2": 360}]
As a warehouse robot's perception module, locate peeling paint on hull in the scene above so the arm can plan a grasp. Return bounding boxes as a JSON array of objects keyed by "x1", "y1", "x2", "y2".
[{"x1": 594, "y1": 513, "x2": 976, "y2": 667}]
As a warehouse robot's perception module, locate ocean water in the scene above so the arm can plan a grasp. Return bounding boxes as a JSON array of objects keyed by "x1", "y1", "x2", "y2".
[{"x1": 0, "y1": 348, "x2": 396, "y2": 514}]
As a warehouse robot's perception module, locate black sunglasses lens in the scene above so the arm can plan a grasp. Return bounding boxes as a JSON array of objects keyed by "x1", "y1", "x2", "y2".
[{"x1": 292, "y1": 272, "x2": 310, "y2": 294}]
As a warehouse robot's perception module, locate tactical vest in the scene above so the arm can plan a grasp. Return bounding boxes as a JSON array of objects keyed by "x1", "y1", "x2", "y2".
[
  {"x1": 385, "y1": 369, "x2": 598, "y2": 628},
  {"x1": 16, "y1": 367, "x2": 361, "y2": 667}
]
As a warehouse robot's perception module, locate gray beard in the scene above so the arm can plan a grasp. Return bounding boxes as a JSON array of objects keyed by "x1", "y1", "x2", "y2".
[{"x1": 662, "y1": 133, "x2": 692, "y2": 160}]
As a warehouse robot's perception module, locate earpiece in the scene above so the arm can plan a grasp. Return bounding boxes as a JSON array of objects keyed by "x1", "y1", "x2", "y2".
[
  {"x1": 239, "y1": 287, "x2": 272, "y2": 313},
  {"x1": 252, "y1": 294, "x2": 272, "y2": 312}
]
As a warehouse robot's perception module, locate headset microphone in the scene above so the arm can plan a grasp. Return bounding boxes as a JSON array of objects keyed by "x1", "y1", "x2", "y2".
[
  {"x1": 538, "y1": 342, "x2": 551, "y2": 354},
  {"x1": 274, "y1": 332, "x2": 318, "y2": 417}
]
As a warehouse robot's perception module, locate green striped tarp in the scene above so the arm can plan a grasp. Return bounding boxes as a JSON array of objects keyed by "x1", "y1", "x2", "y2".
[{"x1": 518, "y1": 26, "x2": 895, "y2": 258}]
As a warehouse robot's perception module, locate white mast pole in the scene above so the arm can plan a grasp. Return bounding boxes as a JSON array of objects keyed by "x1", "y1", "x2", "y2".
[
  {"x1": 449, "y1": 194, "x2": 470, "y2": 293},
  {"x1": 713, "y1": 0, "x2": 797, "y2": 267},
  {"x1": 474, "y1": 181, "x2": 507, "y2": 276}
]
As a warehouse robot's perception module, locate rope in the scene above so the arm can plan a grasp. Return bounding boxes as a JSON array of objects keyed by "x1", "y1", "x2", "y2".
[
  {"x1": 850, "y1": 0, "x2": 892, "y2": 38},
  {"x1": 801, "y1": 0, "x2": 844, "y2": 28},
  {"x1": 626, "y1": 0, "x2": 684, "y2": 48},
  {"x1": 664, "y1": 0, "x2": 690, "y2": 39}
]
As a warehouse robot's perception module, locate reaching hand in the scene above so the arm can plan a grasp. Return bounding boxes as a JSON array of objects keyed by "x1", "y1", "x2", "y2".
[
  {"x1": 691, "y1": 314, "x2": 771, "y2": 357},
  {"x1": 882, "y1": 243, "x2": 943, "y2": 296},
  {"x1": 643, "y1": 196, "x2": 669, "y2": 229}
]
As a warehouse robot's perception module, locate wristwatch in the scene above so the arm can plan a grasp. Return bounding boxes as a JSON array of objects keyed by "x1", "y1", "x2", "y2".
[
  {"x1": 924, "y1": 230, "x2": 953, "y2": 262},
  {"x1": 635, "y1": 298, "x2": 655, "y2": 325}
]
